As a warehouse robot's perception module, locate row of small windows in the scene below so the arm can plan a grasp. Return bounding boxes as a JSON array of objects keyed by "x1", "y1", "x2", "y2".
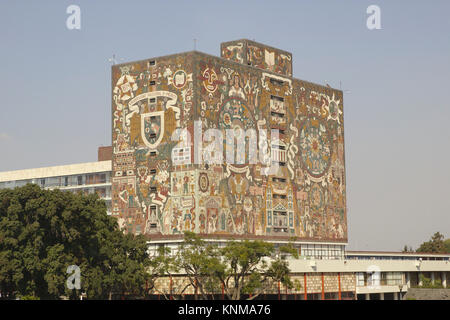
[
  {"x1": 356, "y1": 272, "x2": 403, "y2": 287},
  {"x1": 300, "y1": 244, "x2": 345, "y2": 260},
  {"x1": 347, "y1": 255, "x2": 450, "y2": 261},
  {"x1": 0, "y1": 173, "x2": 110, "y2": 189}
]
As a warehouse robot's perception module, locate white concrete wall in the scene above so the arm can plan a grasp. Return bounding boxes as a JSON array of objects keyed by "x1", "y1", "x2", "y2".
[
  {"x1": 288, "y1": 258, "x2": 450, "y2": 273},
  {"x1": 0, "y1": 161, "x2": 112, "y2": 182}
]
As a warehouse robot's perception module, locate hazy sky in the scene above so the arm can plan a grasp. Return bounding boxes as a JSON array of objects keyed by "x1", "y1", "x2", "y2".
[{"x1": 0, "y1": 0, "x2": 449, "y2": 251}]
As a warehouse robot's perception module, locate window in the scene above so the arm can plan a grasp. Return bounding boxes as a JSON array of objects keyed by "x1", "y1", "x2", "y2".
[
  {"x1": 149, "y1": 60, "x2": 156, "y2": 66},
  {"x1": 273, "y1": 194, "x2": 287, "y2": 199},
  {"x1": 149, "y1": 151, "x2": 157, "y2": 157},
  {"x1": 150, "y1": 169, "x2": 156, "y2": 174},
  {"x1": 272, "y1": 177, "x2": 286, "y2": 183},
  {"x1": 271, "y1": 95, "x2": 284, "y2": 102},
  {"x1": 150, "y1": 187, "x2": 157, "y2": 193},
  {"x1": 272, "y1": 144, "x2": 286, "y2": 150},
  {"x1": 96, "y1": 188, "x2": 106, "y2": 198},
  {"x1": 150, "y1": 98, "x2": 156, "y2": 103},
  {"x1": 150, "y1": 81, "x2": 156, "y2": 86},
  {"x1": 86, "y1": 174, "x2": 94, "y2": 185},
  {"x1": 270, "y1": 78, "x2": 285, "y2": 86},
  {"x1": 382, "y1": 272, "x2": 403, "y2": 286},
  {"x1": 270, "y1": 95, "x2": 285, "y2": 119},
  {"x1": 271, "y1": 111, "x2": 285, "y2": 118},
  {"x1": 307, "y1": 293, "x2": 321, "y2": 300}
]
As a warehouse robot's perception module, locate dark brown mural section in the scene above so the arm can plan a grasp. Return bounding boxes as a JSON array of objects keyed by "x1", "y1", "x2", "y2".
[{"x1": 112, "y1": 40, "x2": 347, "y2": 242}]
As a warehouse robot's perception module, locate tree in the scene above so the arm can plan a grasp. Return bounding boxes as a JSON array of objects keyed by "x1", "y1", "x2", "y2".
[
  {"x1": 218, "y1": 240, "x2": 298, "y2": 300},
  {"x1": 402, "y1": 245, "x2": 413, "y2": 253},
  {"x1": 146, "y1": 245, "x2": 191, "y2": 300},
  {"x1": 175, "y1": 232, "x2": 224, "y2": 300},
  {"x1": 0, "y1": 184, "x2": 150, "y2": 299},
  {"x1": 416, "y1": 232, "x2": 446, "y2": 253},
  {"x1": 444, "y1": 239, "x2": 450, "y2": 254},
  {"x1": 165, "y1": 233, "x2": 298, "y2": 300}
]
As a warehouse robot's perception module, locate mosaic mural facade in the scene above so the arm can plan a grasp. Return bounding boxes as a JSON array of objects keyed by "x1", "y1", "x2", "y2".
[
  {"x1": 112, "y1": 40, "x2": 347, "y2": 243},
  {"x1": 221, "y1": 39, "x2": 293, "y2": 77}
]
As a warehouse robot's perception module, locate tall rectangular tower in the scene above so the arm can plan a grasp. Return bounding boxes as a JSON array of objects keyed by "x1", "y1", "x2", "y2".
[{"x1": 111, "y1": 40, "x2": 347, "y2": 249}]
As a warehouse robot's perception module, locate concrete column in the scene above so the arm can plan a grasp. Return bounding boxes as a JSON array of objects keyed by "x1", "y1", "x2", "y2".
[
  {"x1": 406, "y1": 272, "x2": 411, "y2": 288},
  {"x1": 431, "y1": 272, "x2": 435, "y2": 285},
  {"x1": 365, "y1": 293, "x2": 370, "y2": 301},
  {"x1": 418, "y1": 273, "x2": 423, "y2": 287},
  {"x1": 379, "y1": 292, "x2": 384, "y2": 300},
  {"x1": 393, "y1": 292, "x2": 398, "y2": 300},
  {"x1": 442, "y1": 272, "x2": 447, "y2": 288}
]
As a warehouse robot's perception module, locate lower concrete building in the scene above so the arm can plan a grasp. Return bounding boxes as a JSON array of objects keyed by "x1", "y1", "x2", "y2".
[
  {"x1": 0, "y1": 149, "x2": 112, "y2": 215},
  {"x1": 145, "y1": 251, "x2": 450, "y2": 300}
]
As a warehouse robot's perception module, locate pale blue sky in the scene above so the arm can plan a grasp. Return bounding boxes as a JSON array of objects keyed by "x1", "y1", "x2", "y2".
[{"x1": 0, "y1": 0, "x2": 449, "y2": 251}]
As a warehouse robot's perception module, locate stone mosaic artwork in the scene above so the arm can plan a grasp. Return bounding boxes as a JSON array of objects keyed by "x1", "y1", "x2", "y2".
[{"x1": 112, "y1": 40, "x2": 347, "y2": 242}]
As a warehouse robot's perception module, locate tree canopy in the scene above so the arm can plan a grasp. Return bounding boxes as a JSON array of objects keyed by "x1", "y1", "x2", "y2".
[
  {"x1": 416, "y1": 232, "x2": 449, "y2": 254},
  {"x1": 150, "y1": 232, "x2": 298, "y2": 300},
  {"x1": 0, "y1": 184, "x2": 150, "y2": 299}
]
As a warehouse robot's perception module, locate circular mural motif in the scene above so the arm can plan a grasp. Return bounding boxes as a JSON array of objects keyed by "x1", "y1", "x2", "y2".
[
  {"x1": 299, "y1": 118, "x2": 331, "y2": 177},
  {"x1": 199, "y1": 173, "x2": 209, "y2": 193},
  {"x1": 172, "y1": 70, "x2": 187, "y2": 89}
]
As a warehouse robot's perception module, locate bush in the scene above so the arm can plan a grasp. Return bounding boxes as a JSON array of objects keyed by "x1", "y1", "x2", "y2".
[
  {"x1": 18, "y1": 295, "x2": 40, "y2": 300},
  {"x1": 418, "y1": 274, "x2": 444, "y2": 289}
]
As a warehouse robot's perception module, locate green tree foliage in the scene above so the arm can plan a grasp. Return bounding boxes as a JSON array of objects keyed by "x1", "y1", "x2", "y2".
[
  {"x1": 416, "y1": 232, "x2": 447, "y2": 253},
  {"x1": 218, "y1": 240, "x2": 298, "y2": 300},
  {"x1": 147, "y1": 245, "x2": 188, "y2": 299},
  {"x1": 444, "y1": 239, "x2": 450, "y2": 253},
  {"x1": 402, "y1": 245, "x2": 413, "y2": 253},
  {"x1": 417, "y1": 274, "x2": 444, "y2": 289},
  {"x1": 149, "y1": 233, "x2": 298, "y2": 300},
  {"x1": 176, "y1": 232, "x2": 224, "y2": 300},
  {"x1": 0, "y1": 184, "x2": 150, "y2": 299}
]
